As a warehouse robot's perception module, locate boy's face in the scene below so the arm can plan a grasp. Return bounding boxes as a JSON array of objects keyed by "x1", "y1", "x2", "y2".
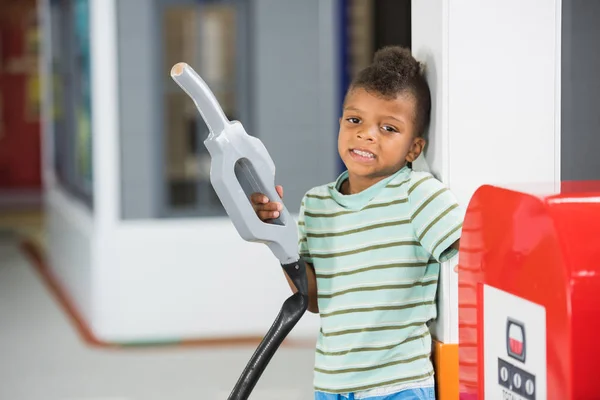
[{"x1": 338, "y1": 88, "x2": 425, "y2": 190}]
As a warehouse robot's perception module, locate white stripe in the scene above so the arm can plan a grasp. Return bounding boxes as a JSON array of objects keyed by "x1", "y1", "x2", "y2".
[
  {"x1": 315, "y1": 349, "x2": 429, "y2": 371},
  {"x1": 430, "y1": 223, "x2": 462, "y2": 250},
  {"x1": 321, "y1": 298, "x2": 431, "y2": 316},
  {"x1": 303, "y1": 205, "x2": 347, "y2": 215},
  {"x1": 316, "y1": 327, "x2": 429, "y2": 353},
  {"x1": 309, "y1": 237, "x2": 416, "y2": 256},
  {"x1": 307, "y1": 186, "x2": 331, "y2": 197},
  {"x1": 410, "y1": 183, "x2": 441, "y2": 213},
  {"x1": 316, "y1": 257, "x2": 428, "y2": 276},
  {"x1": 305, "y1": 196, "x2": 408, "y2": 215},
  {"x1": 321, "y1": 317, "x2": 429, "y2": 336},
  {"x1": 305, "y1": 216, "x2": 410, "y2": 234},
  {"x1": 318, "y1": 276, "x2": 438, "y2": 296},
  {"x1": 416, "y1": 205, "x2": 452, "y2": 238}
]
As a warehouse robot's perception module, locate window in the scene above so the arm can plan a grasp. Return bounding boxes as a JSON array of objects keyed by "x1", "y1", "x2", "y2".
[
  {"x1": 48, "y1": 0, "x2": 93, "y2": 205},
  {"x1": 162, "y1": 2, "x2": 245, "y2": 216},
  {"x1": 116, "y1": 0, "x2": 250, "y2": 219}
]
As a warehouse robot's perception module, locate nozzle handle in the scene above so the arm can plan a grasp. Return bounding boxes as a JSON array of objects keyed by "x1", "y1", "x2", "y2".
[{"x1": 170, "y1": 62, "x2": 300, "y2": 265}]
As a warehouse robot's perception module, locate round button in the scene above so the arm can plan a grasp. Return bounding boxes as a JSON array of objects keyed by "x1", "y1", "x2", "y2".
[
  {"x1": 500, "y1": 367, "x2": 509, "y2": 382},
  {"x1": 526, "y1": 379, "x2": 535, "y2": 395},
  {"x1": 513, "y1": 373, "x2": 522, "y2": 389}
]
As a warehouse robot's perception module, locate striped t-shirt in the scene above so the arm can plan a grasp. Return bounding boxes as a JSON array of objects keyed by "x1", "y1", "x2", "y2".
[{"x1": 297, "y1": 165, "x2": 464, "y2": 394}]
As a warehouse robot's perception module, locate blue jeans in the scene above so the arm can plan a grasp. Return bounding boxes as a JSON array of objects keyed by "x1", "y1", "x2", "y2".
[{"x1": 315, "y1": 386, "x2": 436, "y2": 400}]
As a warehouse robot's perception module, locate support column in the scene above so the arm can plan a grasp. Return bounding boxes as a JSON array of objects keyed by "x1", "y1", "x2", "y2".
[{"x1": 412, "y1": 1, "x2": 561, "y2": 398}]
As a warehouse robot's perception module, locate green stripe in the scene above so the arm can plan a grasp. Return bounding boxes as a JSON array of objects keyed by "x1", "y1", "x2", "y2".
[
  {"x1": 304, "y1": 198, "x2": 407, "y2": 218},
  {"x1": 305, "y1": 209, "x2": 355, "y2": 218},
  {"x1": 364, "y1": 198, "x2": 408, "y2": 210},
  {"x1": 418, "y1": 203, "x2": 459, "y2": 241},
  {"x1": 385, "y1": 178, "x2": 411, "y2": 189},
  {"x1": 314, "y1": 370, "x2": 434, "y2": 393},
  {"x1": 412, "y1": 188, "x2": 448, "y2": 220},
  {"x1": 320, "y1": 300, "x2": 434, "y2": 318},
  {"x1": 408, "y1": 175, "x2": 433, "y2": 195},
  {"x1": 315, "y1": 331, "x2": 428, "y2": 356},
  {"x1": 316, "y1": 260, "x2": 434, "y2": 279},
  {"x1": 307, "y1": 219, "x2": 410, "y2": 239},
  {"x1": 431, "y1": 222, "x2": 463, "y2": 256},
  {"x1": 310, "y1": 240, "x2": 420, "y2": 259},
  {"x1": 306, "y1": 193, "x2": 333, "y2": 200},
  {"x1": 315, "y1": 352, "x2": 430, "y2": 374},
  {"x1": 318, "y1": 280, "x2": 438, "y2": 299},
  {"x1": 300, "y1": 251, "x2": 311, "y2": 259},
  {"x1": 321, "y1": 320, "x2": 425, "y2": 337}
]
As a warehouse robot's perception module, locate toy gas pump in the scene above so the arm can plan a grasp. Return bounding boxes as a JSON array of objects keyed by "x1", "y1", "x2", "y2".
[{"x1": 458, "y1": 182, "x2": 600, "y2": 399}]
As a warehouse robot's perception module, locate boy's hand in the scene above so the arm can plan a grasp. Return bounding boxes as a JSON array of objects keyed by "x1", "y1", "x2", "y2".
[{"x1": 251, "y1": 185, "x2": 284, "y2": 222}]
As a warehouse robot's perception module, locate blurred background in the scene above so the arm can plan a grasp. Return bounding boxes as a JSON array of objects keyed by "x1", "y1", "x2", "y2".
[
  {"x1": 0, "y1": 0, "x2": 412, "y2": 399},
  {"x1": 1, "y1": 0, "x2": 599, "y2": 399}
]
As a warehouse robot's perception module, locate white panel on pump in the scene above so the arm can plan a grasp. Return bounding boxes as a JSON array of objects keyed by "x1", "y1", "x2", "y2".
[{"x1": 483, "y1": 285, "x2": 547, "y2": 400}]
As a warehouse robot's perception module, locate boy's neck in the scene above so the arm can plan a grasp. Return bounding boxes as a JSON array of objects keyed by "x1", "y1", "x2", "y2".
[
  {"x1": 341, "y1": 165, "x2": 409, "y2": 195},
  {"x1": 341, "y1": 174, "x2": 384, "y2": 195}
]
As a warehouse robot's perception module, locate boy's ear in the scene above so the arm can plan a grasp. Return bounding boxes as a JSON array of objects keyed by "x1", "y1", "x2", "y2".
[{"x1": 406, "y1": 137, "x2": 426, "y2": 162}]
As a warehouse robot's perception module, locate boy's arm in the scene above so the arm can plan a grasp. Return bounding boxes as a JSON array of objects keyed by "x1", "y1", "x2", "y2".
[
  {"x1": 409, "y1": 174, "x2": 464, "y2": 262},
  {"x1": 283, "y1": 262, "x2": 319, "y2": 313}
]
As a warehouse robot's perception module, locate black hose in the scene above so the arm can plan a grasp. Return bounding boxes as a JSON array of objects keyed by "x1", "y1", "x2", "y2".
[{"x1": 228, "y1": 258, "x2": 309, "y2": 400}]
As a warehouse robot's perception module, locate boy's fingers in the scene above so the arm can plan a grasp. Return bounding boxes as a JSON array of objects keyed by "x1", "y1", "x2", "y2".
[
  {"x1": 251, "y1": 187, "x2": 283, "y2": 205},
  {"x1": 250, "y1": 193, "x2": 268, "y2": 205},
  {"x1": 254, "y1": 202, "x2": 282, "y2": 215},
  {"x1": 256, "y1": 202, "x2": 281, "y2": 212},
  {"x1": 258, "y1": 210, "x2": 280, "y2": 220},
  {"x1": 272, "y1": 202, "x2": 283, "y2": 211}
]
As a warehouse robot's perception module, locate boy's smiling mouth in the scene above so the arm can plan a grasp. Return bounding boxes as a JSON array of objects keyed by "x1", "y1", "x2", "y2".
[{"x1": 350, "y1": 148, "x2": 376, "y2": 162}]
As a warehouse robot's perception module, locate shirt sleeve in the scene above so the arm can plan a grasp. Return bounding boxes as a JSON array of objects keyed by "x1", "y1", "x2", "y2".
[
  {"x1": 297, "y1": 195, "x2": 313, "y2": 263},
  {"x1": 409, "y1": 173, "x2": 464, "y2": 262}
]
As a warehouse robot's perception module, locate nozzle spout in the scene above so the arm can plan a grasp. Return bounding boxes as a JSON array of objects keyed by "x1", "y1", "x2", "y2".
[{"x1": 170, "y1": 62, "x2": 230, "y2": 136}]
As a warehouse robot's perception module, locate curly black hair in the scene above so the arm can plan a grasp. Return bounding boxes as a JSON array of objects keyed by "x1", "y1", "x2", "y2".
[{"x1": 348, "y1": 46, "x2": 432, "y2": 138}]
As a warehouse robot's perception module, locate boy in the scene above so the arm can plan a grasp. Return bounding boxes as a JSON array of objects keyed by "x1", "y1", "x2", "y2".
[{"x1": 252, "y1": 46, "x2": 463, "y2": 399}]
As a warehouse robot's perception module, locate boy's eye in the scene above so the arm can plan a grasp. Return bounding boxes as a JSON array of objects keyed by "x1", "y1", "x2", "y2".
[
  {"x1": 382, "y1": 125, "x2": 398, "y2": 133},
  {"x1": 346, "y1": 117, "x2": 360, "y2": 124}
]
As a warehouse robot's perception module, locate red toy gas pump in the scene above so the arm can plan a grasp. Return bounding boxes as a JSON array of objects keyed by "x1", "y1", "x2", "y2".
[{"x1": 458, "y1": 182, "x2": 600, "y2": 399}]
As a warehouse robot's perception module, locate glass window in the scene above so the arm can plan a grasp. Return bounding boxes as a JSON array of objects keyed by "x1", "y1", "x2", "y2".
[
  {"x1": 48, "y1": 0, "x2": 93, "y2": 205},
  {"x1": 116, "y1": 0, "x2": 249, "y2": 219},
  {"x1": 162, "y1": 2, "x2": 242, "y2": 217}
]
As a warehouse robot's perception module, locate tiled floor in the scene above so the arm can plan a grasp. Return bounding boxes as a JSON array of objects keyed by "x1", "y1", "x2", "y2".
[{"x1": 0, "y1": 225, "x2": 315, "y2": 400}]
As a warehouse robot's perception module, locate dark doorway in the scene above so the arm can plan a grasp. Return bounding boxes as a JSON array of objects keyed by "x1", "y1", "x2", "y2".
[{"x1": 373, "y1": 0, "x2": 411, "y2": 51}]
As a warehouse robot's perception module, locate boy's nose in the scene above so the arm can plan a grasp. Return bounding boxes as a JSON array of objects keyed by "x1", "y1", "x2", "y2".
[{"x1": 357, "y1": 127, "x2": 376, "y2": 141}]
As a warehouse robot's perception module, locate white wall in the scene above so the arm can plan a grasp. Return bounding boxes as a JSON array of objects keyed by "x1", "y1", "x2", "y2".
[
  {"x1": 412, "y1": 0, "x2": 562, "y2": 344},
  {"x1": 46, "y1": 187, "x2": 96, "y2": 323},
  {"x1": 93, "y1": 219, "x2": 320, "y2": 342},
  {"x1": 41, "y1": 0, "x2": 335, "y2": 344}
]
